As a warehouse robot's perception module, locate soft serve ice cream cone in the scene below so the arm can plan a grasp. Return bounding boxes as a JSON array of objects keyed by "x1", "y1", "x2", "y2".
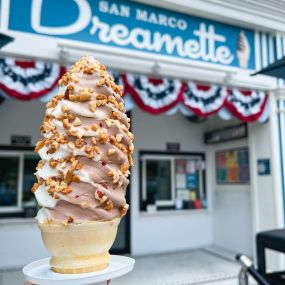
[
  {"x1": 237, "y1": 30, "x2": 250, "y2": 69},
  {"x1": 32, "y1": 56, "x2": 134, "y2": 274}
]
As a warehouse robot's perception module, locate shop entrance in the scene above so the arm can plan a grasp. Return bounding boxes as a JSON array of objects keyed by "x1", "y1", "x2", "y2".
[
  {"x1": 111, "y1": 185, "x2": 131, "y2": 254},
  {"x1": 129, "y1": 103, "x2": 278, "y2": 262},
  {"x1": 111, "y1": 111, "x2": 132, "y2": 254}
]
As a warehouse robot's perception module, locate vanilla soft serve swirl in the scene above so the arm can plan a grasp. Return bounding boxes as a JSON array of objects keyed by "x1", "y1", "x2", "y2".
[{"x1": 32, "y1": 56, "x2": 134, "y2": 224}]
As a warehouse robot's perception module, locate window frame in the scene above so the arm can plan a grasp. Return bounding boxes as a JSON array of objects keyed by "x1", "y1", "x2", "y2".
[
  {"x1": 0, "y1": 149, "x2": 38, "y2": 214},
  {"x1": 139, "y1": 150, "x2": 206, "y2": 211},
  {"x1": 142, "y1": 155, "x2": 176, "y2": 206}
]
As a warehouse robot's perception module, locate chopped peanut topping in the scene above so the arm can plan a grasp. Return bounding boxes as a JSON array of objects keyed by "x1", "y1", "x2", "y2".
[
  {"x1": 31, "y1": 183, "x2": 39, "y2": 193},
  {"x1": 109, "y1": 136, "x2": 117, "y2": 145},
  {"x1": 69, "y1": 94, "x2": 76, "y2": 101},
  {"x1": 91, "y1": 123, "x2": 98, "y2": 131},
  {"x1": 119, "y1": 204, "x2": 129, "y2": 217},
  {"x1": 85, "y1": 145, "x2": 94, "y2": 158},
  {"x1": 75, "y1": 138, "x2": 85, "y2": 148},
  {"x1": 63, "y1": 119, "x2": 71, "y2": 130},
  {"x1": 73, "y1": 175, "x2": 81, "y2": 183},
  {"x1": 49, "y1": 159, "x2": 58, "y2": 168},
  {"x1": 75, "y1": 162, "x2": 83, "y2": 170},
  {"x1": 116, "y1": 134, "x2": 123, "y2": 142},
  {"x1": 89, "y1": 101, "x2": 96, "y2": 112},
  {"x1": 91, "y1": 137, "x2": 97, "y2": 145},
  {"x1": 98, "y1": 131, "x2": 108, "y2": 143},
  {"x1": 118, "y1": 102, "x2": 124, "y2": 111},
  {"x1": 73, "y1": 117, "x2": 81, "y2": 126},
  {"x1": 68, "y1": 141, "x2": 75, "y2": 150},
  {"x1": 35, "y1": 140, "x2": 45, "y2": 153},
  {"x1": 62, "y1": 187, "x2": 72, "y2": 194},
  {"x1": 93, "y1": 146, "x2": 100, "y2": 154},
  {"x1": 65, "y1": 169, "x2": 73, "y2": 185},
  {"x1": 96, "y1": 99, "x2": 107, "y2": 106},
  {"x1": 61, "y1": 105, "x2": 69, "y2": 113},
  {"x1": 105, "y1": 119, "x2": 112, "y2": 127},
  {"x1": 100, "y1": 195, "x2": 108, "y2": 204},
  {"x1": 36, "y1": 160, "x2": 44, "y2": 170},
  {"x1": 96, "y1": 94, "x2": 107, "y2": 100},
  {"x1": 121, "y1": 163, "x2": 129, "y2": 174},
  {"x1": 108, "y1": 149, "x2": 116, "y2": 155},
  {"x1": 79, "y1": 91, "x2": 91, "y2": 102},
  {"x1": 128, "y1": 153, "x2": 134, "y2": 166},
  {"x1": 108, "y1": 96, "x2": 116, "y2": 104},
  {"x1": 129, "y1": 143, "x2": 134, "y2": 151},
  {"x1": 112, "y1": 111, "x2": 121, "y2": 120},
  {"x1": 105, "y1": 200, "x2": 114, "y2": 210}
]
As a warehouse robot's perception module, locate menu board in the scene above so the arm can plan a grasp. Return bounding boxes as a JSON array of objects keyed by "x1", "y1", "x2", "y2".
[
  {"x1": 216, "y1": 148, "x2": 249, "y2": 184},
  {"x1": 175, "y1": 158, "x2": 206, "y2": 208}
]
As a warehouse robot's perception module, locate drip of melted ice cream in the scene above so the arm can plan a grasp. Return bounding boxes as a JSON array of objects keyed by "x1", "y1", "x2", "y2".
[{"x1": 33, "y1": 56, "x2": 133, "y2": 224}]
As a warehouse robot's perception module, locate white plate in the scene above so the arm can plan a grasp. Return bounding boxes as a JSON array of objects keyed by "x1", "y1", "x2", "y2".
[{"x1": 23, "y1": 255, "x2": 135, "y2": 285}]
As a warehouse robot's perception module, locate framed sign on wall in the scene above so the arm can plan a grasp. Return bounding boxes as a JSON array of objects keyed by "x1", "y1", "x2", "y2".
[{"x1": 215, "y1": 147, "x2": 250, "y2": 184}]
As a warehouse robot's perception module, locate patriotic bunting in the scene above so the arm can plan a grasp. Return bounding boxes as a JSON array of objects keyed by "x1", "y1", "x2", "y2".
[
  {"x1": 0, "y1": 57, "x2": 65, "y2": 100},
  {"x1": 183, "y1": 83, "x2": 228, "y2": 117},
  {"x1": 0, "y1": 57, "x2": 268, "y2": 122},
  {"x1": 225, "y1": 88, "x2": 268, "y2": 122},
  {"x1": 123, "y1": 74, "x2": 184, "y2": 114}
]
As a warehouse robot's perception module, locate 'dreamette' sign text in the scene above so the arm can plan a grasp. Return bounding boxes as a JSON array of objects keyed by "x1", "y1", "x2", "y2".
[{"x1": 4, "y1": 0, "x2": 255, "y2": 69}]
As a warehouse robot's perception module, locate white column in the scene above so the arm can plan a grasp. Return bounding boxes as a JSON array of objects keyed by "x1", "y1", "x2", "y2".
[
  {"x1": 271, "y1": 87, "x2": 285, "y2": 227},
  {"x1": 266, "y1": 87, "x2": 285, "y2": 271}
]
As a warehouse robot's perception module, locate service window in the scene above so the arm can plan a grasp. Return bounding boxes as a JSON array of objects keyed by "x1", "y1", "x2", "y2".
[
  {"x1": 0, "y1": 150, "x2": 39, "y2": 217},
  {"x1": 140, "y1": 151, "x2": 206, "y2": 212},
  {"x1": 0, "y1": 154, "x2": 20, "y2": 210}
]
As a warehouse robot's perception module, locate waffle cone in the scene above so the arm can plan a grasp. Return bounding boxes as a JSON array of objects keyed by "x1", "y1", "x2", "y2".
[{"x1": 38, "y1": 218, "x2": 120, "y2": 274}]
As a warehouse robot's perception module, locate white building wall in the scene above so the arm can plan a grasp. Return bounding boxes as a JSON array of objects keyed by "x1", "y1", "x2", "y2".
[
  {"x1": 131, "y1": 108, "x2": 213, "y2": 255},
  {"x1": 0, "y1": 221, "x2": 49, "y2": 268},
  {"x1": 0, "y1": 99, "x2": 44, "y2": 145},
  {"x1": 0, "y1": 100, "x2": 48, "y2": 268}
]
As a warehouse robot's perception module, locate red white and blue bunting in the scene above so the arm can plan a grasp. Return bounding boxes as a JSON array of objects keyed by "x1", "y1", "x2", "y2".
[
  {"x1": 183, "y1": 83, "x2": 228, "y2": 117},
  {"x1": 124, "y1": 74, "x2": 185, "y2": 114},
  {"x1": 0, "y1": 57, "x2": 65, "y2": 101},
  {"x1": 225, "y1": 88, "x2": 268, "y2": 122},
  {"x1": 0, "y1": 57, "x2": 268, "y2": 122}
]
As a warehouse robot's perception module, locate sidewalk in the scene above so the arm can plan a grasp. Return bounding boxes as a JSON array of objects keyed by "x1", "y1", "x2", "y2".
[
  {"x1": 112, "y1": 249, "x2": 240, "y2": 285},
  {"x1": 0, "y1": 249, "x2": 241, "y2": 285}
]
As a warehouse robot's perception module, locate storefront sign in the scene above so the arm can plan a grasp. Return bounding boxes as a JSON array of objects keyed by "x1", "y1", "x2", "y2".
[
  {"x1": 2, "y1": 0, "x2": 255, "y2": 69},
  {"x1": 10, "y1": 135, "x2": 31, "y2": 146},
  {"x1": 204, "y1": 124, "x2": 248, "y2": 144},
  {"x1": 166, "y1": 142, "x2": 180, "y2": 151}
]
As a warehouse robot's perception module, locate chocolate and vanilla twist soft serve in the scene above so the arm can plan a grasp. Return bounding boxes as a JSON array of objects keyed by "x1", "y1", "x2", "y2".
[{"x1": 32, "y1": 56, "x2": 134, "y2": 224}]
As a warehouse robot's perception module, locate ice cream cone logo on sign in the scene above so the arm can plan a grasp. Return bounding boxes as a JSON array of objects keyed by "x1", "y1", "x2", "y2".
[{"x1": 237, "y1": 30, "x2": 250, "y2": 69}]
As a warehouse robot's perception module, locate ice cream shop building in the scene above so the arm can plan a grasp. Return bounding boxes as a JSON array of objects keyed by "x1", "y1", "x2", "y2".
[{"x1": 0, "y1": 0, "x2": 285, "y2": 269}]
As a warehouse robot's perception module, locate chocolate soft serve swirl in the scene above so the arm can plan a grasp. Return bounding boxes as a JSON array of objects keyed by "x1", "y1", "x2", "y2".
[{"x1": 32, "y1": 56, "x2": 134, "y2": 224}]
